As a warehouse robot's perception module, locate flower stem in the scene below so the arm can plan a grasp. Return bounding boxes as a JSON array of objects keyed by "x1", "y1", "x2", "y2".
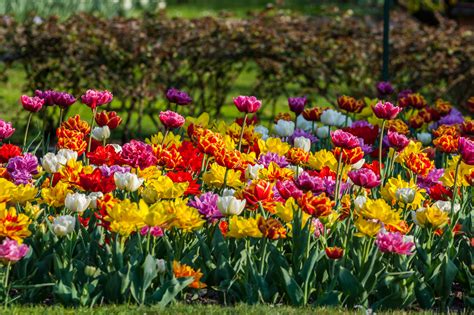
[
  {"x1": 23, "y1": 112, "x2": 33, "y2": 150},
  {"x1": 238, "y1": 113, "x2": 248, "y2": 152},
  {"x1": 378, "y1": 120, "x2": 386, "y2": 182},
  {"x1": 86, "y1": 108, "x2": 97, "y2": 165},
  {"x1": 161, "y1": 128, "x2": 169, "y2": 147},
  {"x1": 450, "y1": 158, "x2": 462, "y2": 225},
  {"x1": 334, "y1": 152, "x2": 344, "y2": 207}
]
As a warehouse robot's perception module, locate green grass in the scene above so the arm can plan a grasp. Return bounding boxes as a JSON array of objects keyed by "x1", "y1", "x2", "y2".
[{"x1": 2, "y1": 304, "x2": 440, "y2": 315}]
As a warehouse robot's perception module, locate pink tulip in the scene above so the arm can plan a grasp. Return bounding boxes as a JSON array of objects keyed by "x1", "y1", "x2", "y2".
[
  {"x1": 348, "y1": 168, "x2": 380, "y2": 189},
  {"x1": 20, "y1": 95, "x2": 44, "y2": 113},
  {"x1": 0, "y1": 238, "x2": 29, "y2": 264},
  {"x1": 331, "y1": 130, "x2": 360, "y2": 149},
  {"x1": 387, "y1": 130, "x2": 409, "y2": 151},
  {"x1": 233, "y1": 96, "x2": 262, "y2": 113},
  {"x1": 0, "y1": 119, "x2": 15, "y2": 141},
  {"x1": 81, "y1": 89, "x2": 113, "y2": 110},
  {"x1": 372, "y1": 101, "x2": 402, "y2": 120},
  {"x1": 159, "y1": 110, "x2": 185, "y2": 129},
  {"x1": 375, "y1": 231, "x2": 415, "y2": 255},
  {"x1": 458, "y1": 137, "x2": 474, "y2": 165}
]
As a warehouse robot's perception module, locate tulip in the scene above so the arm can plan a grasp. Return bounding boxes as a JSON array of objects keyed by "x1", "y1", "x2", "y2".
[
  {"x1": 159, "y1": 110, "x2": 185, "y2": 129},
  {"x1": 254, "y1": 125, "x2": 269, "y2": 140},
  {"x1": 325, "y1": 246, "x2": 344, "y2": 259},
  {"x1": 95, "y1": 111, "x2": 122, "y2": 129},
  {"x1": 52, "y1": 215, "x2": 76, "y2": 236},
  {"x1": 81, "y1": 89, "x2": 113, "y2": 110},
  {"x1": 0, "y1": 119, "x2": 15, "y2": 142},
  {"x1": 316, "y1": 126, "x2": 329, "y2": 139},
  {"x1": 41, "y1": 153, "x2": 61, "y2": 173},
  {"x1": 375, "y1": 231, "x2": 414, "y2": 255},
  {"x1": 320, "y1": 109, "x2": 349, "y2": 127},
  {"x1": 91, "y1": 126, "x2": 111, "y2": 142},
  {"x1": 87, "y1": 192, "x2": 103, "y2": 209},
  {"x1": 56, "y1": 149, "x2": 78, "y2": 164},
  {"x1": 273, "y1": 120, "x2": 295, "y2": 137},
  {"x1": 65, "y1": 192, "x2": 90, "y2": 213},
  {"x1": 387, "y1": 130, "x2": 409, "y2": 151},
  {"x1": 233, "y1": 96, "x2": 262, "y2": 114},
  {"x1": 0, "y1": 239, "x2": 29, "y2": 264},
  {"x1": 293, "y1": 136, "x2": 311, "y2": 152},
  {"x1": 376, "y1": 81, "x2": 395, "y2": 98},
  {"x1": 20, "y1": 95, "x2": 44, "y2": 113},
  {"x1": 114, "y1": 172, "x2": 144, "y2": 192},
  {"x1": 395, "y1": 187, "x2": 416, "y2": 204},
  {"x1": 416, "y1": 132, "x2": 432, "y2": 145},
  {"x1": 331, "y1": 130, "x2": 360, "y2": 149},
  {"x1": 156, "y1": 259, "x2": 167, "y2": 273},
  {"x1": 458, "y1": 137, "x2": 474, "y2": 165},
  {"x1": 348, "y1": 168, "x2": 380, "y2": 189},
  {"x1": 166, "y1": 88, "x2": 192, "y2": 106},
  {"x1": 372, "y1": 101, "x2": 402, "y2": 120},
  {"x1": 34, "y1": 90, "x2": 56, "y2": 106},
  {"x1": 217, "y1": 196, "x2": 246, "y2": 216},
  {"x1": 245, "y1": 164, "x2": 264, "y2": 180},
  {"x1": 53, "y1": 91, "x2": 76, "y2": 109},
  {"x1": 302, "y1": 107, "x2": 324, "y2": 122},
  {"x1": 288, "y1": 97, "x2": 307, "y2": 128},
  {"x1": 337, "y1": 95, "x2": 364, "y2": 113}
]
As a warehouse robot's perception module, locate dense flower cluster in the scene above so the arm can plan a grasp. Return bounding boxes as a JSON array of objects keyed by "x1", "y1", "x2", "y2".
[{"x1": 0, "y1": 86, "x2": 471, "y2": 309}]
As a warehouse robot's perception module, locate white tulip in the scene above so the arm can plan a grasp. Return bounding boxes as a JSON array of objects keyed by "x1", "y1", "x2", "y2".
[
  {"x1": 41, "y1": 153, "x2": 60, "y2": 173},
  {"x1": 296, "y1": 115, "x2": 312, "y2": 131},
  {"x1": 354, "y1": 195, "x2": 367, "y2": 211},
  {"x1": 245, "y1": 164, "x2": 264, "y2": 180},
  {"x1": 316, "y1": 126, "x2": 330, "y2": 139},
  {"x1": 286, "y1": 165, "x2": 303, "y2": 179},
  {"x1": 320, "y1": 109, "x2": 348, "y2": 127},
  {"x1": 396, "y1": 188, "x2": 416, "y2": 204},
  {"x1": 114, "y1": 172, "x2": 144, "y2": 192},
  {"x1": 273, "y1": 120, "x2": 295, "y2": 137},
  {"x1": 351, "y1": 158, "x2": 365, "y2": 170},
  {"x1": 56, "y1": 149, "x2": 78, "y2": 165},
  {"x1": 434, "y1": 200, "x2": 460, "y2": 213},
  {"x1": 52, "y1": 215, "x2": 76, "y2": 236},
  {"x1": 254, "y1": 125, "x2": 269, "y2": 140},
  {"x1": 91, "y1": 126, "x2": 111, "y2": 141},
  {"x1": 217, "y1": 196, "x2": 246, "y2": 216},
  {"x1": 221, "y1": 188, "x2": 236, "y2": 197},
  {"x1": 65, "y1": 192, "x2": 90, "y2": 213},
  {"x1": 87, "y1": 192, "x2": 103, "y2": 209},
  {"x1": 294, "y1": 136, "x2": 311, "y2": 152},
  {"x1": 156, "y1": 259, "x2": 166, "y2": 273},
  {"x1": 417, "y1": 132, "x2": 432, "y2": 145}
]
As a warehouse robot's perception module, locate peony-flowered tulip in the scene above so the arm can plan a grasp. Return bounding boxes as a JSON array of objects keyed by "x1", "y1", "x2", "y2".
[
  {"x1": 52, "y1": 215, "x2": 76, "y2": 236},
  {"x1": 320, "y1": 109, "x2": 348, "y2": 127},
  {"x1": 375, "y1": 231, "x2": 415, "y2": 255},
  {"x1": 0, "y1": 238, "x2": 29, "y2": 264},
  {"x1": 20, "y1": 95, "x2": 44, "y2": 113},
  {"x1": 372, "y1": 101, "x2": 402, "y2": 120},
  {"x1": 325, "y1": 246, "x2": 344, "y2": 259},
  {"x1": 293, "y1": 136, "x2": 311, "y2": 152},
  {"x1": 387, "y1": 130, "x2": 409, "y2": 151},
  {"x1": 376, "y1": 81, "x2": 395, "y2": 98},
  {"x1": 348, "y1": 168, "x2": 380, "y2": 189},
  {"x1": 81, "y1": 89, "x2": 113, "y2": 110},
  {"x1": 273, "y1": 120, "x2": 295, "y2": 137},
  {"x1": 0, "y1": 119, "x2": 15, "y2": 141},
  {"x1": 159, "y1": 110, "x2": 185, "y2": 129},
  {"x1": 166, "y1": 88, "x2": 192, "y2": 105},
  {"x1": 331, "y1": 130, "x2": 360, "y2": 149},
  {"x1": 233, "y1": 96, "x2": 262, "y2": 113},
  {"x1": 458, "y1": 137, "x2": 474, "y2": 165}
]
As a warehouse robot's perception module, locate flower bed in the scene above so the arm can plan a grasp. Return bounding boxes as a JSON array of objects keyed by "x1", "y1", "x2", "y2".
[{"x1": 0, "y1": 86, "x2": 472, "y2": 310}]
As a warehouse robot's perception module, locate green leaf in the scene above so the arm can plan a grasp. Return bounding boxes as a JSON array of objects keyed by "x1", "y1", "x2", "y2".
[
  {"x1": 279, "y1": 267, "x2": 303, "y2": 306},
  {"x1": 414, "y1": 282, "x2": 434, "y2": 309},
  {"x1": 338, "y1": 267, "x2": 363, "y2": 298},
  {"x1": 150, "y1": 277, "x2": 194, "y2": 306},
  {"x1": 142, "y1": 254, "x2": 158, "y2": 292}
]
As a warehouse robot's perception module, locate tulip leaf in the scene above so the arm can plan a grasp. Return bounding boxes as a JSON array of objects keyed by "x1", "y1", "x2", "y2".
[{"x1": 279, "y1": 267, "x2": 303, "y2": 305}]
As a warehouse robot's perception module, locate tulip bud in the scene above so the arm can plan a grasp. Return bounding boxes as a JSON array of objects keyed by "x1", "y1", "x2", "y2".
[
  {"x1": 114, "y1": 172, "x2": 144, "y2": 192},
  {"x1": 156, "y1": 259, "x2": 166, "y2": 273},
  {"x1": 294, "y1": 136, "x2": 311, "y2": 152},
  {"x1": 52, "y1": 215, "x2": 76, "y2": 236},
  {"x1": 91, "y1": 126, "x2": 111, "y2": 141}
]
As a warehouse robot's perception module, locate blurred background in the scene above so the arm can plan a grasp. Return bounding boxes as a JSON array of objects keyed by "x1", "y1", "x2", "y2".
[{"x1": 0, "y1": 0, "x2": 473, "y2": 141}]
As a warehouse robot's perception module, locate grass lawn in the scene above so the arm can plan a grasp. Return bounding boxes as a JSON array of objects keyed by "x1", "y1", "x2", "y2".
[{"x1": 3, "y1": 304, "x2": 440, "y2": 315}]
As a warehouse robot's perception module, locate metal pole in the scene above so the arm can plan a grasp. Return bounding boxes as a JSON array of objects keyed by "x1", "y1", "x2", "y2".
[{"x1": 382, "y1": 0, "x2": 390, "y2": 81}]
